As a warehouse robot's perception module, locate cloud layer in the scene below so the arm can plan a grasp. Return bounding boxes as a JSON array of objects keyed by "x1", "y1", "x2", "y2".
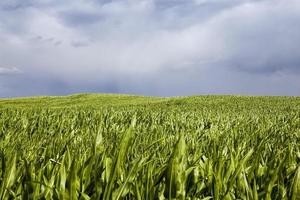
[{"x1": 1, "y1": 0, "x2": 300, "y2": 97}]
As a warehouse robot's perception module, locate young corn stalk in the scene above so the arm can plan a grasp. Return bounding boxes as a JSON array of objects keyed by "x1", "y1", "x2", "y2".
[
  {"x1": 103, "y1": 117, "x2": 136, "y2": 200},
  {"x1": 165, "y1": 132, "x2": 187, "y2": 200}
]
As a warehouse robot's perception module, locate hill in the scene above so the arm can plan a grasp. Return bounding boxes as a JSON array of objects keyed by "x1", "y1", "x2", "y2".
[{"x1": 0, "y1": 93, "x2": 299, "y2": 112}]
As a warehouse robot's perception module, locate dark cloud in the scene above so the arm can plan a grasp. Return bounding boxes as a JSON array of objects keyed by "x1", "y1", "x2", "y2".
[
  {"x1": 29, "y1": 36, "x2": 63, "y2": 46},
  {"x1": 0, "y1": 1, "x2": 33, "y2": 10},
  {"x1": 0, "y1": 70, "x2": 120, "y2": 98},
  {"x1": 59, "y1": 10, "x2": 105, "y2": 27},
  {"x1": 0, "y1": 76, "x2": 68, "y2": 98},
  {"x1": 1, "y1": 0, "x2": 300, "y2": 97},
  {"x1": 71, "y1": 40, "x2": 90, "y2": 48}
]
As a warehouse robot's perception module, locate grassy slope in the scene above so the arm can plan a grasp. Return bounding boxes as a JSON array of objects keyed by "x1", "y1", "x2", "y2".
[
  {"x1": 0, "y1": 93, "x2": 299, "y2": 112},
  {"x1": 0, "y1": 94, "x2": 163, "y2": 108}
]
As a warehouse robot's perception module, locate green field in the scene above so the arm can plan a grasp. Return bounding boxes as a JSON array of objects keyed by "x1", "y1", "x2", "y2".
[{"x1": 0, "y1": 94, "x2": 299, "y2": 199}]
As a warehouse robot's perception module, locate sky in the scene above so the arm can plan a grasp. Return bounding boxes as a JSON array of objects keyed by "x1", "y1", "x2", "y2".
[{"x1": 0, "y1": 0, "x2": 300, "y2": 97}]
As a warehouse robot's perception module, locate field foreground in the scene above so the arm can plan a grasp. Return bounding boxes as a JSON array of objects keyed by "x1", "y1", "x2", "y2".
[{"x1": 0, "y1": 94, "x2": 300, "y2": 199}]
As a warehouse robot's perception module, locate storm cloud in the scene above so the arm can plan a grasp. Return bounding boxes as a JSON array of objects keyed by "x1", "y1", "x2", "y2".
[{"x1": 0, "y1": 0, "x2": 300, "y2": 97}]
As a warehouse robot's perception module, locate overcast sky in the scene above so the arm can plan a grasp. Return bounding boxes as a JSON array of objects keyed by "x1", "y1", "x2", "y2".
[{"x1": 0, "y1": 0, "x2": 300, "y2": 97}]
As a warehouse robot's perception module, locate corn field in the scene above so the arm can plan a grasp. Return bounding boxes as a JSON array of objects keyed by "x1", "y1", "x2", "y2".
[{"x1": 0, "y1": 94, "x2": 299, "y2": 199}]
